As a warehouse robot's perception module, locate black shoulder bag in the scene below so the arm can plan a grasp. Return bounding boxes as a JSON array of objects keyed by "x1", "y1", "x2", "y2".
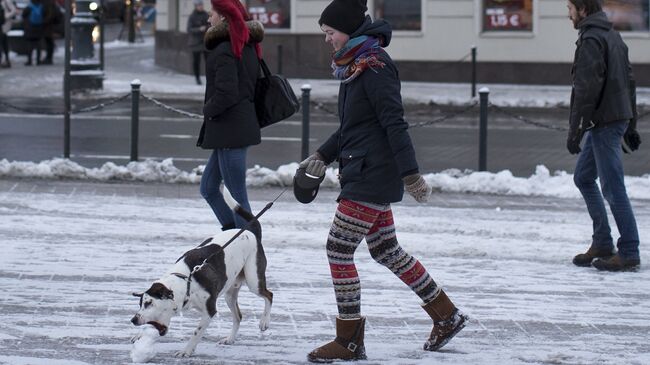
[{"x1": 254, "y1": 58, "x2": 300, "y2": 128}]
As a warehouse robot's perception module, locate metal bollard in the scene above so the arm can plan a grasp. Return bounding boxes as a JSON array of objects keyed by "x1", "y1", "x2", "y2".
[
  {"x1": 277, "y1": 44, "x2": 283, "y2": 75},
  {"x1": 301, "y1": 84, "x2": 311, "y2": 161},
  {"x1": 471, "y1": 45, "x2": 477, "y2": 98},
  {"x1": 130, "y1": 80, "x2": 141, "y2": 162},
  {"x1": 478, "y1": 87, "x2": 489, "y2": 171}
]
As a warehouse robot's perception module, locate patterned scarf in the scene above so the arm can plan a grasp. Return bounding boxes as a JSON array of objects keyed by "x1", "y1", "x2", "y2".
[{"x1": 331, "y1": 36, "x2": 385, "y2": 84}]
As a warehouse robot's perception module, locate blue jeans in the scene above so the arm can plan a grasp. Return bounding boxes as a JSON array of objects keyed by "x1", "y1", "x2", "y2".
[
  {"x1": 573, "y1": 120, "x2": 640, "y2": 260},
  {"x1": 200, "y1": 147, "x2": 252, "y2": 229}
]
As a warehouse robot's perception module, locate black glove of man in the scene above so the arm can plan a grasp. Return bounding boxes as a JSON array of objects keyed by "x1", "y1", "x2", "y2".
[
  {"x1": 622, "y1": 128, "x2": 641, "y2": 154},
  {"x1": 566, "y1": 125, "x2": 583, "y2": 155}
]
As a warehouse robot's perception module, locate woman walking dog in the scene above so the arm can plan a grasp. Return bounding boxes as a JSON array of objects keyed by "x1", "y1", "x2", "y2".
[
  {"x1": 197, "y1": 0, "x2": 264, "y2": 230},
  {"x1": 301, "y1": 0, "x2": 468, "y2": 362}
]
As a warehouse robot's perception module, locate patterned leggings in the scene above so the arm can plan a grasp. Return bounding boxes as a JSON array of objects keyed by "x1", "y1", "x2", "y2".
[{"x1": 327, "y1": 199, "x2": 440, "y2": 319}]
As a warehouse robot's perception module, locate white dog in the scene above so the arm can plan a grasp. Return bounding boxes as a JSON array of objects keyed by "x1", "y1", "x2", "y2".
[{"x1": 131, "y1": 187, "x2": 273, "y2": 357}]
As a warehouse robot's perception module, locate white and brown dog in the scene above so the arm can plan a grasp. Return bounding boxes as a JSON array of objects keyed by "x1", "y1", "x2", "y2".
[{"x1": 131, "y1": 187, "x2": 273, "y2": 357}]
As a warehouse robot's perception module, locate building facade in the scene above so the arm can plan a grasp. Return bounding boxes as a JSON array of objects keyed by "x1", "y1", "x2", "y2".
[{"x1": 155, "y1": 0, "x2": 650, "y2": 85}]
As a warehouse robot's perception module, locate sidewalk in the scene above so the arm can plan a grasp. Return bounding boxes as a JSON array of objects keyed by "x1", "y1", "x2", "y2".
[
  {"x1": 1, "y1": 25, "x2": 650, "y2": 107},
  {"x1": 0, "y1": 177, "x2": 648, "y2": 364}
]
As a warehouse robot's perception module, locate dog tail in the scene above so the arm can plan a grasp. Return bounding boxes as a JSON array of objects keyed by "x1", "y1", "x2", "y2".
[{"x1": 221, "y1": 185, "x2": 262, "y2": 241}]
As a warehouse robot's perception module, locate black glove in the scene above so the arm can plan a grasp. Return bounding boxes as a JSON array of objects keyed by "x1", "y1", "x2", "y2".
[
  {"x1": 566, "y1": 132, "x2": 582, "y2": 155},
  {"x1": 622, "y1": 128, "x2": 641, "y2": 154}
]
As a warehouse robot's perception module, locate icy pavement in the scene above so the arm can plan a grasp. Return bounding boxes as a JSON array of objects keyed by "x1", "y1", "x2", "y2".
[{"x1": 0, "y1": 179, "x2": 649, "y2": 365}]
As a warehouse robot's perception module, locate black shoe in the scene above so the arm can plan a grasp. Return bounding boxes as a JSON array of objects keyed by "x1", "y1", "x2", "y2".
[
  {"x1": 573, "y1": 245, "x2": 615, "y2": 267},
  {"x1": 41, "y1": 58, "x2": 53, "y2": 65},
  {"x1": 0, "y1": 61, "x2": 10, "y2": 68},
  {"x1": 25, "y1": 61, "x2": 32, "y2": 66},
  {"x1": 593, "y1": 254, "x2": 640, "y2": 272},
  {"x1": 195, "y1": 78, "x2": 202, "y2": 85}
]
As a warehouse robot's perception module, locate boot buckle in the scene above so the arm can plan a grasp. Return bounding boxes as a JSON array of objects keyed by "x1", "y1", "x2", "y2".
[{"x1": 347, "y1": 342, "x2": 358, "y2": 352}]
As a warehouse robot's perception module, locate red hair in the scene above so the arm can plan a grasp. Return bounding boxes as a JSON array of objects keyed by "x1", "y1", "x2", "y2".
[{"x1": 211, "y1": 0, "x2": 262, "y2": 59}]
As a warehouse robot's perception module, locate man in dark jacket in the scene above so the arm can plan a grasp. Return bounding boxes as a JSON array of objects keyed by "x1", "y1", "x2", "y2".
[
  {"x1": 304, "y1": 0, "x2": 467, "y2": 362},
  {"x1": 567, "y1": 0, "x2": 641, "y2": 272},
  {"x1": 187, "y1": 0, "x2": 209, "y2": 84}
]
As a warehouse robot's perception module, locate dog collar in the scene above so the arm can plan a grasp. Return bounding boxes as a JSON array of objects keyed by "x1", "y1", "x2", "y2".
[{"x1": 171, "y1": 272, "x2": 191, "y2": 310}]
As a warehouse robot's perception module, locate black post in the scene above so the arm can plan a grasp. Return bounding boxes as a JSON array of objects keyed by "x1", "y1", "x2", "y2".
[
  {"x1": 130, "y1": 80, "x2": 141, "y2": 161},
  {"x1": 128, "y1": 0, "x2": 135, "y2": 43},
  {"x1": 63, "y1": 0, "x2": 72, "y2": 158},
  {"x1": 471, "y1": 45, "x2": 477, "y2": 98},
  {"x1": 301, "y1": 84, "x2": 311, "y2": 161},
  {"x1": 478, "y1": 87, "x2": 489, "y2": 172},
  {"x1": 99, "y1": 0, "x2": 105, "y2": 71},
  {"x1": 277, "y1": 44, "x2": 283, "y2": 75}
]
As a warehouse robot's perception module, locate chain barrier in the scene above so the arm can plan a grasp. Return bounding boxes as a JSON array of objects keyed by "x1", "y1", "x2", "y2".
[
  {"x1": 409, "y1": 101, "x2": 479, "y2": 128},
  {"x1": 425, "y1": 52, "x2": 472, "y2": 73},
  {"x1": 0, "y1": 93, "x2": 132, "y2": 115},
  {"x1": 488, "y1": 102, "x2": 569, "y2": 132},
  {"x1": 140, "y1": 94, "x2": 203, "y2": 119},
  {"x1": 0, "y1": 99, "x2": 65, "y2": 115},
  {"x1": 72, "y1": 93, "x2": 131, "y2": 113}
]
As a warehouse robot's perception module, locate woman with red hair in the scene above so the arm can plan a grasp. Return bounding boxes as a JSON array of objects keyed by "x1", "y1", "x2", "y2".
[{"x1": 197, "y1": 0, "x2": 264, "y2": 230}]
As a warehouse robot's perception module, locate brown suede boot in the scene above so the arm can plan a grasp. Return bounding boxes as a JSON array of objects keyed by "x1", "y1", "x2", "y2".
[
  {"x1": 422, "y1": 290, "x2": 468, "y2": 351},
  {"x1": 573, "y1": 245, "x2": 615, "y2": 267},
  {"x1": 307, "y1": 317, "x2": 367, "y2": 363},
  {"x1": 593, "y1": 254, "x2": 640, "y2": 272}
]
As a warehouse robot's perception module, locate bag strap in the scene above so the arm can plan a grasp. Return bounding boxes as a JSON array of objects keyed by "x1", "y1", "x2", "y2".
[{"x1": 259, "y1": 58, "x2": 272, "y2": 78}]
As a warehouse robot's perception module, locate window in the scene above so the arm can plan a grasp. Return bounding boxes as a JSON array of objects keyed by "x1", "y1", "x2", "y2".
[
  {"x1": 483, "y1": 0, "x2": 533, "y2": 32},
  {"x1": 245, "y1": 0, "x2": 291, "y2": 30},
  {"x1": 374, "y1": 0, "x2": 422, "y2": 31},
  {"x1": 603, "y1": 0, "x2": 650, "y2": 32}
]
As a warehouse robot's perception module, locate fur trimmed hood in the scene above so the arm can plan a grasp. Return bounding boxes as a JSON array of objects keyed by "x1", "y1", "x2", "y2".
[{"x1": 204, "y1": 20, "x2": 265, "y2": 50}]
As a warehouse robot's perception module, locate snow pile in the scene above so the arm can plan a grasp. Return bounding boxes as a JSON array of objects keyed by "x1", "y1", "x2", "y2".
[
  {"x1": 130, "y1": 324, "x2": 158, "y2": 363},
  {"x1": 1, "y1": 158, "x2": 649, "y2": 199}
]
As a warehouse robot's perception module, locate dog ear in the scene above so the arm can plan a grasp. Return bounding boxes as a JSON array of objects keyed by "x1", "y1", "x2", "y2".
[{"x1": 132, "y1": 292, "x2": 144, "y2": 298}]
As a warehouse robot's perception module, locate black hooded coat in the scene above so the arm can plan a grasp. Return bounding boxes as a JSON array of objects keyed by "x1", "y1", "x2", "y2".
[
  {"x1": 317, "y1": 16, "x2": 419, "y2": 204},
  {"x1": 197, "y1": 21, "x2": 264, "y2": 150}
]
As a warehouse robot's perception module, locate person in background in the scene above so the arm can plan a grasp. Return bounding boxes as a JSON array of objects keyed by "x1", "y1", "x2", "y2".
[
  {"x1": 0, "y1": 0, "x2": 17, "y2": 67},
  {"x1": 41, "y1": 0, "x2": 62, "y2": 65},
  {"x1": 196, "y1": 0, "x2": 264, "y2": 230},
  {"x1": 22, "y1": 0, "x2": 45, "y2": 66},
  {"x1": 304, "y1": 0, "x2": 468, "y2": 362},
  {"x1": 187, "y1": 0, "x2": 210, "y2": 85},
  {"x1": 566, "y1": 0, "x2": 641, "y2": 272}
]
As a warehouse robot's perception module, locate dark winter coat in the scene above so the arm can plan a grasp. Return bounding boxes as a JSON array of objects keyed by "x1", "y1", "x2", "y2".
[
  {"x1": 570, "y1": 11, "x2": 637, "y2": 136},
  {"x1": 42, "y1": 0, "x2": 62, "y2": 38},
  {"x1": 187, "y1": 9, "x2": 209, "y2": 52},
  {"x1": 317, "y1": 17, "x2": 419, "y2": 204},
  {"x1": 197, "y1": 20, "x2": 264, "y2": 150}
]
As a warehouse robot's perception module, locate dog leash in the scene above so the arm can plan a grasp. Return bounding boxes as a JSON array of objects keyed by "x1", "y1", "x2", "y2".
[{"x1": 189, "y1": 187, "x2": 289, "y2": 276}]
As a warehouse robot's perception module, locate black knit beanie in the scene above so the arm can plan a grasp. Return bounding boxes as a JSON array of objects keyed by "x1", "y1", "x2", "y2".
[{"x1": 318, "y1": 0, "x2": 367, "y2": 35}]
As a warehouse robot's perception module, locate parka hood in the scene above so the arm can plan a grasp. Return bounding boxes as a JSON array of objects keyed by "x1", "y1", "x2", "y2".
[
  {"x1": 578, "y1": 11, "x2": 612, "y2": 32},
  {"x1": 349, "y1": 15, "x2": 392, "y2": 47},
  {"x1": 204, "y1": 20, "x2": 264, "y2": 50}
]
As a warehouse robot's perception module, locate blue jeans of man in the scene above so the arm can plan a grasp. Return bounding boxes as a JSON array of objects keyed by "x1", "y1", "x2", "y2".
[
  {"x1": 573, "y1": 120, "x2": 640, "y2": 260},
  {"x1": 200, "y1": 147, "x2": 251, "y2": 229}
]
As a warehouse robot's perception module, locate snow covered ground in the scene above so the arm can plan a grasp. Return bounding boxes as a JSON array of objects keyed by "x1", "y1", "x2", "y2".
[
  {"x1": 0, "y1": 177, "x2": 648, "y2": 365},
  {"x1": 2, "y1": 158, "x2": 650, "y2": 200}
]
